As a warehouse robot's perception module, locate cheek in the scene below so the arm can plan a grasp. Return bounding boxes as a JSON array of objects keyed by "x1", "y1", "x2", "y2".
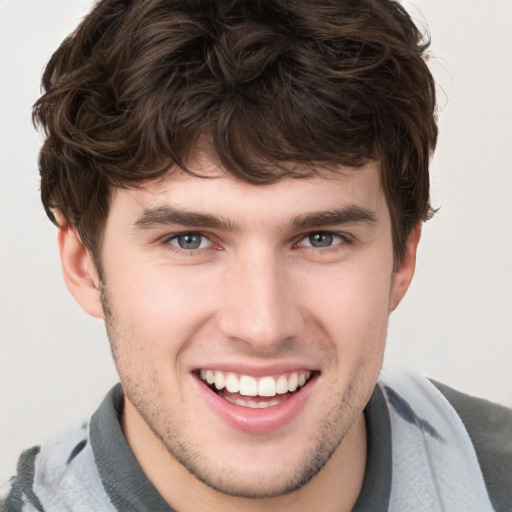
[
  {"x1": 106, "y1": 262, "x2": 219, "y2": 352},
  {"x1": 303, "y1": 262, "x2": 392, "y2": 355}
]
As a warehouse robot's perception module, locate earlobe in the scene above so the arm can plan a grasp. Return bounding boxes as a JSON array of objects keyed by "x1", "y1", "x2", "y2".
[
  {"x1": 389, "y1": 224, "x2": 422, "y2": 312},
  {"x1": 56, "y1": 213, "x2": 105, "y2": 319}
]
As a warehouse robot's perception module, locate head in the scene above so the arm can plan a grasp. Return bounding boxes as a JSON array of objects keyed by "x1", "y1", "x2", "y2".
[
  {"x1": 35, "y1": 0, "x2": 437, "y2": 269},
  {"x1": 36, "y1": 0, "x2": 437, "y2": 505}
]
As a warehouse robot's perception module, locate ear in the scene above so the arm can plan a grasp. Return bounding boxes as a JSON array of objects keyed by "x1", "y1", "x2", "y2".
[
  {"x1": 389, "y1": 224, "x2": 422, "y2": 312},
  {"x1": 55, "y1": 212, "x2": 105, "y2": 319}
]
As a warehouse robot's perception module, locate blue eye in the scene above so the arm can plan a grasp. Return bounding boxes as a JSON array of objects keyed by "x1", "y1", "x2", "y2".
[
  {"x1": 169, "y1": 233, "x2": 211, "y2": 250},
  {"x1": 299, "y1": 232, "x2": 344, "y2": 248}
]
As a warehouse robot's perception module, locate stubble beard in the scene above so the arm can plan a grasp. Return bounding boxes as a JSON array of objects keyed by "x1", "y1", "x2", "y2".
[{"x1": 99, "y1": 281, "x2": 366, "y2": 499}]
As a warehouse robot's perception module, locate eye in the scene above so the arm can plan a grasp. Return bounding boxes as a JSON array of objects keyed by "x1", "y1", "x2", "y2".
[
  {"x1": 168, "y1": 233, "x2": 212, "y2": 250},
  {"x1": 298, "y1": 232, "x2": 345, "y2": 248}
]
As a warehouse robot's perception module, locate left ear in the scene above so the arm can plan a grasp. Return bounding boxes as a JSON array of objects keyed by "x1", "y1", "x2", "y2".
[{"x1": 389, "y1": 224, "x2": 422, "y2": 312}]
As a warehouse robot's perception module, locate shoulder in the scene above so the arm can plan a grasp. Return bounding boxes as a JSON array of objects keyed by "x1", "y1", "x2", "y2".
[
  {"x1": 432, "y1": 380, "x2": 512, "y2": 512},
  {"x1": 2, "y1": 446, "x2": 45, "y2": 512},
  {"x1": 2, "y1": 419, "x2": 114, "y2": 512}
]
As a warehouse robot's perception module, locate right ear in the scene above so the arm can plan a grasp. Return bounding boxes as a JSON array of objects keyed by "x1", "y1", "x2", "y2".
[{"x1": 55, "y1": 212, "x2": 105, "y2": 319}]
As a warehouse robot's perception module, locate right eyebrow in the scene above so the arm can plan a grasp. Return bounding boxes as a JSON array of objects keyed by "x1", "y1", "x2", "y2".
[
  {"x1": 133, "y1": 206, "x2": 238, "y2": 231},
  {"x1": 290, "y1": 205, "x2": 378, "y2": 230}
]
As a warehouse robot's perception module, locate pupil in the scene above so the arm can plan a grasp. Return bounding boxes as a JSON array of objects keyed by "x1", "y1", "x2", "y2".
[
  {"x1": 310, "y1": 232, "x2": 333, "y2": 247},
  {"x1": 179, "y1": 234, "x2": 201, "y2": 249}
]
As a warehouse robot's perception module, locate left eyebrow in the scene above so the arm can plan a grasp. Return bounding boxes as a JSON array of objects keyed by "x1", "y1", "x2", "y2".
[
  {"x1": 133, "y1": 206, "x2": 238, "y2": 231},
  {"x1": 290, "y1": 206, "x2": 378, "y2": 230}
]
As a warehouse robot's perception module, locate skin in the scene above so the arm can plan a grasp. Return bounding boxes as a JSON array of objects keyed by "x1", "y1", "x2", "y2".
[{"x1": 58, "y1": 155, "x2": 419, "y2": 512}]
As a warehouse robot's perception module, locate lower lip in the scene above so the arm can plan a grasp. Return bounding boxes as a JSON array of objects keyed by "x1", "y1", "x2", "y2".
[{"x1": 194, "y1": 374, "x2": 317, "y2": 435}]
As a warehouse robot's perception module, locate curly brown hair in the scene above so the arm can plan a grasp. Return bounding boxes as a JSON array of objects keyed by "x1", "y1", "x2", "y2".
[{"x1": 34, "y1": 0, "x2": 437, "y2": 265}]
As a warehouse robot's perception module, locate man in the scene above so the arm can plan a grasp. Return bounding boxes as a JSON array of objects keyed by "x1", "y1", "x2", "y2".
[{"x1": 3, "y1": 0, "x2": 511, "y2": 511}]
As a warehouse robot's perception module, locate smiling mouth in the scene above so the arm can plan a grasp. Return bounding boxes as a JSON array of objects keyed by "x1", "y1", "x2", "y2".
[{"x1": 198, "y1": 369, "x2": 314, "y2": 409}]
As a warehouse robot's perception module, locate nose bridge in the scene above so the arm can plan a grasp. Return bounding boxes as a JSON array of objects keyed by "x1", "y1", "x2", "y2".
[{"x1": 218, "y1": 246, "x2": 302, "y2": 348}]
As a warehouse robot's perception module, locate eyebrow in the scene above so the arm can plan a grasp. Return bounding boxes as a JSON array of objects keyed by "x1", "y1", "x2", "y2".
[
  {"x1": 134, "y1": 206, "x2": 237, "y2": 231},
  {"x1": 290, "y1": 206, "x2": 377, "y2": 230},
  {"x1": 133, "y1": 205, "x2": 377, "y2": 231}
]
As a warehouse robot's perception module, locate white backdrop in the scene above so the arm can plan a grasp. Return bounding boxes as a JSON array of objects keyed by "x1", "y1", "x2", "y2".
[{"x1": 1, "y1": 0, "x2": 511, "y2": 488}]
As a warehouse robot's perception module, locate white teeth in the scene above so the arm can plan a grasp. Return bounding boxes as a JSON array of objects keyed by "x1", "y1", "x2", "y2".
[
  {"x1": 276, "y1": 375, "x2": 288, "y2": 394},
  {"x1": 239, "y1": 375, "x2": 258, "y2": 396},
  {"x1": 200, "y1": 370, "x2": 312, "y2": 398},
  {"x1": 258, "y1": 376, "x2": 276, "y2": 397},
  {"x1": 224, "y1": 395, "x2": 286, "y2": 409},
  {"x1": 225, "y1": 373, "x2": 240, "y2": 393},
  {"x1": 214, "y1": 371, "x2": 225, "y2": 390},
  {"x1": 288, "y1": 373, "x2": 299, "y2": 392},
  {"x1": 258, "y1": 400, "x2": 279, "y2": 408}
]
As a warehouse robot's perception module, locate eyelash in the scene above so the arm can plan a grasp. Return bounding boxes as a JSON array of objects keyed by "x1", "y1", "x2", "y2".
[{"x1": 161, "y1": 230, "x2": 350, "y2": 255}]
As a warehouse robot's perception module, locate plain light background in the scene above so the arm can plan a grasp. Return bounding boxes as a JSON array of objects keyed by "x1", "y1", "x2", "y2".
[{"x1": 1, "y1": 0, "x2": 511, "y2": 489}]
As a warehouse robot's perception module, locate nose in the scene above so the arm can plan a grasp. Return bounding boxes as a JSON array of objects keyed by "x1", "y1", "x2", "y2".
[{"x1": 217, "y1": 249, "x2": 305, "y2": 351}]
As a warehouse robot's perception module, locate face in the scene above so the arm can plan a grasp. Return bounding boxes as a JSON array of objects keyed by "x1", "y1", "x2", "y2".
[{"x1": 73, "y1": 157, "x2": 415, "y2": 499}]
